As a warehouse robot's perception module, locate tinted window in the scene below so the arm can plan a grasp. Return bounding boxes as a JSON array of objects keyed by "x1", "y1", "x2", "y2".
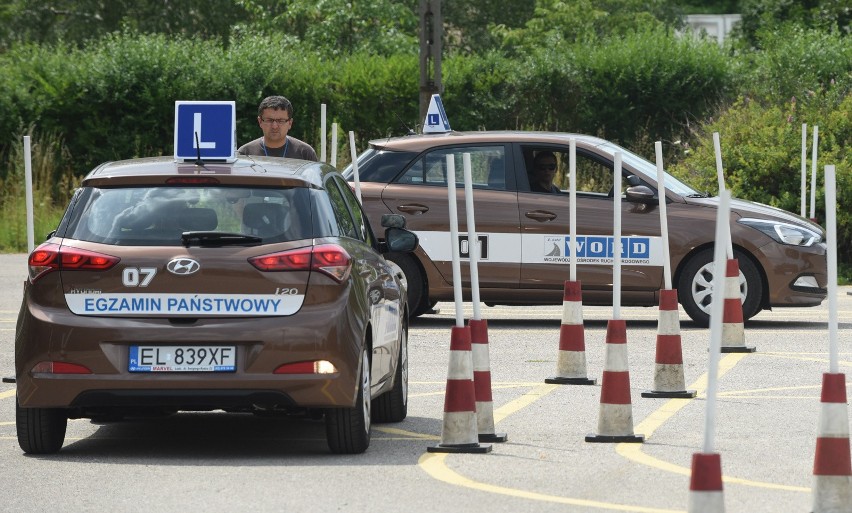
[
  {"x1": 65, "y1": 186, "x2": 313, "y2": 246},
  {"x1": 333, "y1": 175, "x2": 373, "y2": 246},
  {"x1": 344, "y1": 148, "x2": 418, "y2": 183},
  {"x1": 325, "y1": 179, "x2": 359, "y2": 239},
  {"x1": 396, "y1": 146, "x2": 506, "y2": 190}
]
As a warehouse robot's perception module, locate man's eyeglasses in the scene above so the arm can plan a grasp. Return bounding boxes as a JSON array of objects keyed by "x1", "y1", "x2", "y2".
[
  {"x1": 536, "y1": 163, "x2": 557, "y2": 171},
  {"x1": 261, "y1": 117, "x2": 291, "y2": 126}
]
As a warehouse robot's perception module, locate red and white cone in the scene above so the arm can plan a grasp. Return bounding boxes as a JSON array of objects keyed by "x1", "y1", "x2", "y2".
[
  {"x1": 586, "y1": 319, "x2": 644, "y2": 443},
  {"x1": 643, "y1": 289, "x2": 696, "y2": 398},
  {"x1": 428, "y1": 325, "x2": 492, "y2": 454},
  {"x1": 720, "y1": 259, "x2": 755, "y2": 353},
  {"x1": 469, "y1": 319, "x2": 507, "y2": 443},
  {"x1": 812, "y1": 373, "x2": 852, "y2": 512},
  {"x1": 546, "y1": 280, "x2": 596, "y2": 385},
  {"x1": 688, "y1": 453, "x2": 725, "y2": 512}
]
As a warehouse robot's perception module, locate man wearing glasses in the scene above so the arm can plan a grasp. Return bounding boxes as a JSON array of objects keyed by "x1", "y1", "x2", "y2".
[
  {"x1": 238, "y1": 95, "x2": 318, "y2": 161},
  {"x1": 529, "y1": 150, "x2": 561, "y2": 193}
]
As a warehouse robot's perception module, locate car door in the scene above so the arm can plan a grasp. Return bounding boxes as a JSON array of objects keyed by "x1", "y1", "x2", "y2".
[
  {"x1": 379, "y1": 144, "x2": 521, "y2": 289},
  {"x1": 327, "y1": 175, "x2": 400, "y2": 386},
  {"x1": 514, "y1": 143, "x2": 664, "y2": 303}
]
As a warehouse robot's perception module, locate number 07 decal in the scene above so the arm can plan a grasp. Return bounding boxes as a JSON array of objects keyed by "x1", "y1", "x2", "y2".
[{"x1": 123, "y1": 267, "x2": 157, "y2": 287}]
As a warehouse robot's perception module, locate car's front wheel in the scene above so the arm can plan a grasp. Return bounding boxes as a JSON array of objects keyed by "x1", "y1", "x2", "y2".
[
  {"x1": 677, "y1": 248, "x2": 763, "y2": 327},
  {"x1": 386, "y1": 253, "x2": 430, "y2": 317},
  {"x1": 16, "y1": 396, "x2": 67, "y2": 454},
  {"x1": 325, "y1": 347, "x2": 371, "y2": 454}
]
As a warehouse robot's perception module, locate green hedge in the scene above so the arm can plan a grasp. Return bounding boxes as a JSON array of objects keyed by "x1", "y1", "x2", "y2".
[{"x1": 0, "y1": 30, "x2": 733, "y2": 175}]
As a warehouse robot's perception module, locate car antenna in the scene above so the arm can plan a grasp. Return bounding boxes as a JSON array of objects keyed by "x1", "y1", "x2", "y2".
[
  {"x1": 395, "y1": 112, "x2": 416, "y2": 136},
  {"x1": 194, "y1": 131, "x2": 205, "y2": 166}
]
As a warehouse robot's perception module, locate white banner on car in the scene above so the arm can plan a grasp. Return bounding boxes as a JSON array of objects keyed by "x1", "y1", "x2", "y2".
[
  {"x1": 65, "y1": 293, "x2": 304, "y2": 316},
  {"x1": 414, "y1": 231, "x2": 665, "y2": 266}
]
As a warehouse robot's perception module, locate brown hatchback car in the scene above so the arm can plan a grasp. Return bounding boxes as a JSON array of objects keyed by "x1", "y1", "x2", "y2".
[
  {"x1": 15, "y1": 155, "x2": 418, "y2": 455},
  {"x1": 344, "y1": 132, "x2": 827, "y2": 325}
]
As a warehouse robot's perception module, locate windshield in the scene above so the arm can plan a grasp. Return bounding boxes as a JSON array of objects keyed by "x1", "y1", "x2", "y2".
[
  {"x1": 64, "y1": 186, "x2": 314, "y2": 246},
  {"x1": 595, "y1": 141, "x2": 701, "y2": 197}
]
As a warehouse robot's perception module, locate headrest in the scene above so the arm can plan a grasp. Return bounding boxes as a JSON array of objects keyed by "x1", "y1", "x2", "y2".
[
  {"x1": 177, "y1": 208, "x2": 218, "y2": 231},
  {"x1": 243, "y1": 202, "x2": 286, "y2": 233}
]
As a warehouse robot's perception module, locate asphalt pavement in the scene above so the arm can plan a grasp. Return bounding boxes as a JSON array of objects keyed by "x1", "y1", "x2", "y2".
[{"x1": 1, "y1": 253, "x2": 850, "y2": 513}]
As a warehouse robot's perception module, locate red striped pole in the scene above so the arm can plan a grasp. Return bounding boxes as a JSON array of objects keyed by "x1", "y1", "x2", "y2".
[
  {"x1": 585, "y1": 319, "x2": 644, "y2": 443},
  {"x1": 546, "y1": 280, "x2": 596, "y2": 385},
  {"x1": 643, "y1": 289, "x2": 696, "y2": 398},
  {"x1": 812, "y1": 373, "x2": 852, "y2": 511},
  {"x1": 469, "y1": 319, "x2": 507, "y2": 443},
  {"x1": 428, "y1": 326, "x2": 492, "y2": 453},
  {"x1": 688, "y1": 453, "x2": 725, "y2": 512},
  {"x1": 720, "y1": 259, "x2": 755, "y2": 353}
]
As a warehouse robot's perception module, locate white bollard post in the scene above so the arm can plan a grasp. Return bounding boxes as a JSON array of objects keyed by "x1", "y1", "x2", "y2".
[
  {"x1": 348, "y1": 131, "x2": 361, "y2": 203},
  {"x1": 24, "y1": 135, "x2": 34, "y2": 253},
  {"x1": 320, "y1": 103, "x2": 327, "y2": 163},
  {"x1": 330, "y1": 122, "x2": 338, "y2": 168}
]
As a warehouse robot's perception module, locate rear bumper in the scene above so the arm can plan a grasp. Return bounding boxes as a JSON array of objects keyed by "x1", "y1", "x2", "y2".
[{"x1": 15, "y1": 293, "x2": 364, "y2": 410}]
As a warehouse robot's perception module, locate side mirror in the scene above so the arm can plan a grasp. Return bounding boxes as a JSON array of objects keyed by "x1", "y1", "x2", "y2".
[
  {"x1": 625, "y1": 185, "x2": 657, "y2": 204},
  {"x1": 626, "y1": 174, "x2": 642, "y2": 187},
  {"x1": 381, "y1": 214, "x2": 407, "y2": 229},
  {"x1": 384, "y1": 227, "x2": 419, "y2": 253}
]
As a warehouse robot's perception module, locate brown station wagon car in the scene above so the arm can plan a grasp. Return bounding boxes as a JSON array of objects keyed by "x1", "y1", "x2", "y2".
[
  {"x1": 343, "y1": 131, "x2": 827, "y2": 325},
  {"x1": 14, "y1": 155, "x2": 418, "y2": 455}
]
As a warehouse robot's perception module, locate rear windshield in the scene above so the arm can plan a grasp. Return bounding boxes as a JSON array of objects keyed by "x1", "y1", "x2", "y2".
[{"x1": 64, "y1": 186, "x2": 316, "y2": 246}]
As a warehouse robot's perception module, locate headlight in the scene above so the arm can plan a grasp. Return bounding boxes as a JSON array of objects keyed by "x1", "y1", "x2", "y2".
[{"x1": 738, "y1": 218, "x2": 822, "y2": 246}]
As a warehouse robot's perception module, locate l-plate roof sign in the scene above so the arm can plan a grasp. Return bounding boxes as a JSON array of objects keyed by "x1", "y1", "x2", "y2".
[{"x1": 174, "y1": 101, "x2": 236, "y2": 162}]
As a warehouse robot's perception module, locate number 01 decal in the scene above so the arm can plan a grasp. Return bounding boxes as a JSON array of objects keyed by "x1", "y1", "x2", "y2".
[{"x1": 123, "y1": 267, "x2": 157, "y2": 287}]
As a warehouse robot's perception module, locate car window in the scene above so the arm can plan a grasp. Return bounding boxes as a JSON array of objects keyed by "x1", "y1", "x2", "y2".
[
  {"x1": 520, "y1": 147, "x2": 615, "y2": 195},
  {"x1": 333, "y1": 175, "x2": 373, "y2": 245},
  {"x1": 325, "y1": 178, "x2": 359, "y2": 240},
  {"x1": 396, "y1": 146, "x2": 506, "y2": 190},
  {"x1": 344, "y1": 148, "x2": 418, "y2": 183},
  {"x1": 65, "y1": 186, "x2": 314, "y2": 246}
]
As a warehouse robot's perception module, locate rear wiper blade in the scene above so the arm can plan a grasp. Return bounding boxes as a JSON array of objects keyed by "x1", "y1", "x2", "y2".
[{"x1": 181, "y1": 231, "x2": 263, "y2": 247}]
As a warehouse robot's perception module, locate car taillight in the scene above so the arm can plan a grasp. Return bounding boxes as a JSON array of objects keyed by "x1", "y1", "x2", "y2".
[
  {"x1": 273, "y1": 360, "x2": 338, "y2": 374},
  {"x1": 28, "y1": 243, "x2": 120, "y2": 282},
  {"x1": 31, "y1": 361, "x2": 93, "y2": 374},
  {"x1": 248, "y1": 244, "x2": 352, "y2": 282}
]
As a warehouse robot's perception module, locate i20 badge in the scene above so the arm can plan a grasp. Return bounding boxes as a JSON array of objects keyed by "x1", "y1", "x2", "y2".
[{"x1": 167, "y1": 257, "x2": 201, "y2": 276}]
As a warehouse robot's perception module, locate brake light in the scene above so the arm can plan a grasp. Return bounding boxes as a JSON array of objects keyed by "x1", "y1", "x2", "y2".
[
  {"x1": 31, "y1": 361, "x2": 93, "y2": 374},
  {"x1": 28, "y1": 243, "x2": 120, "y2": 282},
  {"x1": 165, "y1": 177, "x2": 220, "y2": 185},
  {"x1": 273, "y1": 360, "x2": 338, "y2": 374},
  {"x1": 248, "y1": 244, "x2": 352, "y2": 282}
]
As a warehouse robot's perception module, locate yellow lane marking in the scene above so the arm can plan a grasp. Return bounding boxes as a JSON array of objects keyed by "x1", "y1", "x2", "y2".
[
  {"x1": 751, "y1": 353, "x2": 852, "y2": 367},
  {"x1": 616, "y1": 353, "x2": 809, "y2": 493},
  {"x1": 1, "y1": 389, "x2": 15, "y2": 400},
  {"x1": 374, "y1": 427, "x2": 440, "y2": 440},
  {"x1": 0, "y1": 421, "x2": 13, "y2": 426},
  {"x1": 419, "y1": 383, "x2": 684, "y2": 513}
]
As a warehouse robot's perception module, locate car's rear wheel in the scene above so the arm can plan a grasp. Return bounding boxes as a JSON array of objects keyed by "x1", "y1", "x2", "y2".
[
  {"x1": 678, "y1": 248, "x2": 763, "y2": 327},
  {"x1": 372, "y1": 321, "x2": 408, "y2": 423},
  {"x1": 325, "y1": 347, "x2": 371, "y2": 454},
  {"x1": 16, "y1": 396, "x2": 67, "y2": 454},
  {"x1": 386, "y1": 253, "x2": 429, "y2": 317}
]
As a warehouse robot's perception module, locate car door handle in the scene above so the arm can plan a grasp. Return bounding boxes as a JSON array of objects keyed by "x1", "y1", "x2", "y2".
[
  {"x1": 396, "y1": 204, "x2": 429, "y2": 215},
  {"x1": 525, "y1": 210, "x2": 557, "y2": 222}
]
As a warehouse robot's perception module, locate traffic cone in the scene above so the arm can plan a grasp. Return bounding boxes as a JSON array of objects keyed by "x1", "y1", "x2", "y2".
[
  {"x1": 720, "y1": 258, "x2": 755, "y2": 353},
  {"x1": 688, "y1": 453, "x2": 725, "y2": 512},
  {"x1": 469, "y1": 319, "x2": 507, "y2": 443},
  {"x1": 428, "y1": 325, "x2": 492, "y2": 454},
  {"x1": 642, "y1": 289, "x2": 696, "y2": 399},
  {"x1": 812, "y1": 372, "x2": 852, "y2": 512},
  {"x1": 586, "y1": 319, "x2": 644, "y2": 443},
  {"x1": 545, "y1": 280, "x2": 596, "y2": 385}
]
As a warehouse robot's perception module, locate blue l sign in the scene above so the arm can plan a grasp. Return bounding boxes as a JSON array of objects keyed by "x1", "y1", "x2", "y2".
[{"x1": 174, "y1": 101, "x2": 236, "y2": 161}]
